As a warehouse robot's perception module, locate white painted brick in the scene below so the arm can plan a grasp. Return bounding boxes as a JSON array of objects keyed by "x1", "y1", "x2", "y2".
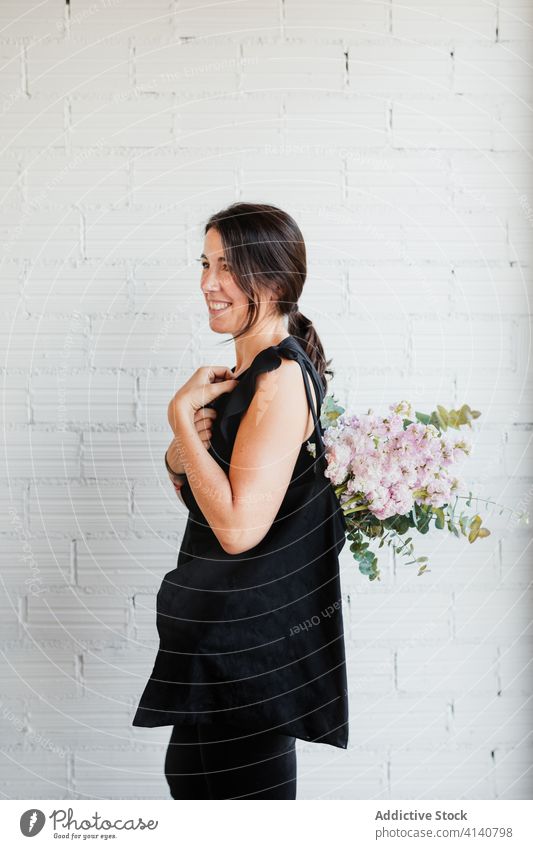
[
  {"x1": 451, "y1": 692, "x2": 532, "y2": 746},
  {"x1": 0, "y1": 596, "x2": 23, "y2": 641},
  {"x1": 503, "y1": 428, "x2": 533, "y2": 476},
  {"x1": 0, "y1": 486, "x2": 25, "y2": 534},
  {"x1": 31, "y1": 371, "x2": 136, "y2": 425},
  {"x1": 132, "y1": 260, "x2": 205, "y2": 315},
  {"x1": 0, "y1": 430, "x2": 79, "y2": 478},
  {"x1": 73, "y1": 744, "x2": 170, "y2": 798},
  {"x1": 508, "y1": 211, "x2": 533, "y2": 264},
  {"x1": 495, "y1": 98, "x2": 533, "y2": 150},
  {"x1": 68, "y1": 1, "x2": 173, "y2": 41},
  {"x1": 69, "y1": 95, "x2": 174, "y2": 148},
  {"x1": 23, "y1": 151, "x2": 130, "y2": 209},
  {"x1": 241, "y1": 40, "x2": 345, "y2": 91},
  {"x1": 131, "y1": 591, "x2": 158, "y2": 640},
  {"x1": 131, "y1": 151, "x2": 234, "y2": 206},
  {"x1": 293, "y1": 213, "x2": 406, "y2": 261},
  {"x1": 450, "y1": 150, "x2": 533, "y2": 213},
  {"x1": 317, "y1": 322, "x2": 405, "y2": 373},
  {"x1": 0, "y1": 96, "x2": 66, "y2": 151},
  {"x1": 346, "y1": 148, "x2": 451, "y2": 206},
  {"x1": 82, "y1": 430, "x2": 172, "y2": 478},
  {"x1": 297, "y1": 745, "x2": 387, "y2": 799},
  {"x1": 348, "y1": 266, "x2": 452, "y2": 316},
  {"x1": 0, "y1": 696, "x2": 25, "y2": 743},
  {"x1": 242, "y1": 166, "x2": 343, "y2": 207},
  {"x1": 135, "y1": 39, "x2": 240, "y2": 94},
  {"x1": 339, "y1": 380, "x2": 458, "y2": 436},
  {"x1": 455, "y1": 368, "x2": 533, "y2": 424},
  {"x1": 0, "y1": 645, "x2": 79, "y2": 697},
  {"x1": 345, "y1": 645, "x2": 394, "y2": 694},
  {"x1": 392, "y1": 1, "x2": 497, "y2": 41},
  {"x1": 27, "y1": 38, "x2": 131, "y2": 97},
  {"x1": 402, "y1": 219, "x2": 509, "y2": 264},
  {"x1": 0, "y1": 374, "x2": 28, "y2": 423},
  {"x1": 0, "y1": 747, "x2": 68, "y2": 799},
  {"x1": 1, "y1": 537, "x2": 72, "y2": 589},
  {"x1": 26, "y1": 695, "x2": 133, "y2": 746},
  {"x1": 498, "y1": 638, "x2": 533, "y2": 695},
  {"x1": 390, "y1": 746, "x2": 495, "y2": 799},
  {"x1": 82, "y1": 646, "x2": 160, "y2": 698},
  {"x1": 0, "y1": 43, "x2": 23, "y2": 98},
  {"x1": 499, "y1": 533, "x2": 533, "y2": 585},
  {"x1": 132, "y1": 482, "x2": 187, "y2": 535},
  {"x1": 392, "y1": 95, "x2": 498, "y2": 151},
  {"x1": 27, "y1": 590, "x2": 130, "y2": 640},
  {"x1": 91, "y1": 315, "x2": 192, "y2": 368},
  {"x1": 0, "y1": 1, "x2": 64, "y2": 40},
  {"x1": 76, "y1": 534, "x2": 179, "y2": 588},
  {"x1": 344, "y1": 40, "x2": 453, "y2": 96},
  {"x1": 28, "y1": 483, "x2": 130, "y2": 535},
  {"x1": 170, "y1": 1, "x2": 279, "y2": 37},
  {"x1": 285, "y1": 0, "x2": 388, "y2": 37},
  {"x1": 349, "y1": 693, "x2": 451, "y2": 746},
  {"x1": 397, "y1": 642, "x2": 499, "y2": 696},
  {"x1": 283, "y1": 92, "x2": 386, "y2": 148},
  {"x1": 293, "y1": 266, "x2": 345, "y2": 315},
  {"x1": 453, "y1": 588, "x2": 533, "y2": 642},
  {"x1": 454, "y1": 41, "x2": 532, "y2": 98},
  {"x1": 451, "y1": 264, "x2": 533, "y2": 315},
  {"x1": 411, "y1": 315, "x2": 515, "y2": 371},
  {"x1": 498, "y1": 1, "x2": 533, "y2": 40},
  {"x1": 176, "y1": 93, "x2": 282, "y2": 148},
  {"x1": 136, "y1": 369, "x2": 194, "y2": 428},
  {"x1": 0, "y1": 207, "x2": 82, "y2": 263},
  {"x1": 349, "y1": 590, "x2": 453, "y2": 643},
  {"x1": 404, "y1": 535, "x2": 502, "y2": 590},
  {"x1": 0, "y1": 268, "x2": 22, "y2": 310},
  {"x1": 84, "y1": 207, "x2": 187, "y2": 261},
  {"x1": 493, "y1": 744, "x2": 533, "y2": 799}
]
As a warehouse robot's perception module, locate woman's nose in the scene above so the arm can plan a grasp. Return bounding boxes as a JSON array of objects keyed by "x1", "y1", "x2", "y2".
[{"x1": 201, "y1": 269, "x2": 221, "y2": 291}]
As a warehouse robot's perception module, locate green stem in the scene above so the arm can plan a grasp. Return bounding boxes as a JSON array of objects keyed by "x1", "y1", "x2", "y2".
[
  {"x1": 452, "y1": 494, "x2": 528, "y2": 519},
  {"x1": 343, "y1": 504, "x2": 370, "y2": 516}
]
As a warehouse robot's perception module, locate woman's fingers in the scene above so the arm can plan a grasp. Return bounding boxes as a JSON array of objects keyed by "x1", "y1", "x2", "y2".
[
  {"x1": 194, "y1": 407, "x2": 215, "y2": 443},
  {"x1": 194, "y1": 407, "x2": 217, "y2": 425}
]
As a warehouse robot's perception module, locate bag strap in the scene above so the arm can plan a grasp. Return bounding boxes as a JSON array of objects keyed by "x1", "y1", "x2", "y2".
[{"x1": 294, "y1": 356, "x2": 327, "y2": 475}]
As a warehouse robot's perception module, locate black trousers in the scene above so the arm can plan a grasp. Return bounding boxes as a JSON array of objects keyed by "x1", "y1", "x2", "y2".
[{"x1": 164, "y1": 721, "x2": 297, "y2": 800}]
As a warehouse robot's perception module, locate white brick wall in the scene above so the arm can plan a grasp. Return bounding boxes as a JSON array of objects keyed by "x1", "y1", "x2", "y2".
[{"x1": 0, "y1": 0, "x2": 531, "y2": 801}]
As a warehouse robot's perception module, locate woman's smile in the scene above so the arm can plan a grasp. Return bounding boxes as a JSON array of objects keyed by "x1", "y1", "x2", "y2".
[{"x1": 207, "y1": 299, "x2": 232, "y2": 316}]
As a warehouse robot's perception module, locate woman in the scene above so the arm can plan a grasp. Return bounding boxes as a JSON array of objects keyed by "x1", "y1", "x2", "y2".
[{"x1": 132, "y1": 202, "x2": 349, "y2": 799}]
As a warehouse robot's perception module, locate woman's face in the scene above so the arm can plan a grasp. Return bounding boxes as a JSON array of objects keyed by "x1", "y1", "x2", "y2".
[{"x1": 200, "y1": 227, "x2": 270, "y2": 333}]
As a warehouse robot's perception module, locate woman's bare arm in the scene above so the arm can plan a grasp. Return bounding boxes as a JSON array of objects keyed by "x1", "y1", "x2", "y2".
[
  {"x1": 166, "y1": 408, "x2": 218, "y2": 505},
  {"x1": 171, "y1": 360, "x2": 315, "y2": 554}
]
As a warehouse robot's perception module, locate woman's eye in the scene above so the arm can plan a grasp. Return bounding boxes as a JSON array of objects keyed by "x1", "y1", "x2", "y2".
[{"x1": 201, "y1": 261, "x2": 209, "y2": 269}]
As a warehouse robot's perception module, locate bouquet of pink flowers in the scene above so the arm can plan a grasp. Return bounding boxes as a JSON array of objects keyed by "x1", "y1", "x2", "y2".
[{"x1": 311, "y1": 398, "x2": 496, "y2": 581}]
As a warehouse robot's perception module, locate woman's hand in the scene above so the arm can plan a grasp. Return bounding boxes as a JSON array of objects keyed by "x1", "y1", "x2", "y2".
[
  {"x1": 193, "y1": 406, "x2": 218, "y2": 450},
  {"x1": 168, "y1": 366, "x2": 237, "y2": 433}
]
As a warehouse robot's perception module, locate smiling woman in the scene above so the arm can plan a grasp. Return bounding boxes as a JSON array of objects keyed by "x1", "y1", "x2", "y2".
[{"x1": 132, "y1": 202, "x2": 348, "y2": 801}]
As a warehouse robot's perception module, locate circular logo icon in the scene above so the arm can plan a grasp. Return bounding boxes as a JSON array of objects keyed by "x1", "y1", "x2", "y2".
[{"x1": 20, "y1": 809, "x2": 46, "y2": 837}]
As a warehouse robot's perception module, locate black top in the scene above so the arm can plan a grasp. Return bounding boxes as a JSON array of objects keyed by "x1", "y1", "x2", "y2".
[{"x1": 132, "y1": 335, "x2": 349, "y2": 748}]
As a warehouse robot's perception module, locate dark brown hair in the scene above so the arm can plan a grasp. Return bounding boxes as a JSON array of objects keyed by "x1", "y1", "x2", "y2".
[{"x1": 204, "y1": 201, "x2": 333, "y2": 390}]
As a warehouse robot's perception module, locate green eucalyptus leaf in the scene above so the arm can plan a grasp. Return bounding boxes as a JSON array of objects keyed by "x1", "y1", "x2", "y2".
[{"x1": 433, "y1": 507, "x2": 445, "y2": 530}]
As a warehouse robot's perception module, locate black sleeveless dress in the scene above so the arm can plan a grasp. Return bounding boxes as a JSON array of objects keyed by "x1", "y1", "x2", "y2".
[{"x1": 132, "y1": 335, "x2": 349, "y2": 748}]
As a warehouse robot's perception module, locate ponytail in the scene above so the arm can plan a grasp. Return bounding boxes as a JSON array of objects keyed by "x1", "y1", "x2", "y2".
[{"x1": 287, "y1": 308, "x2": 333, "y2": 391}]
